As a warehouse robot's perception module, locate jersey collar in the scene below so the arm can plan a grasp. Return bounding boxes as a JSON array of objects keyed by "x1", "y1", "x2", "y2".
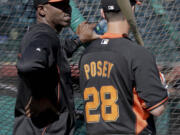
[{"x1": 100, "y1": 33, "x2": 128, "y2": 39}]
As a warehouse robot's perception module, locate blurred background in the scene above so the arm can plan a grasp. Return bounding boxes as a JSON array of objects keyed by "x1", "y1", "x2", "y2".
[{"x1": 0, "y1": 0, "x2": 179, "y2": 135}]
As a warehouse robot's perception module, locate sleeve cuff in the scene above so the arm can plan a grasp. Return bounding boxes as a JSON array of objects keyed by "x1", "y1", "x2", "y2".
[{"x1": 147, "y1": 97, "x2": 168, "y2": 111}]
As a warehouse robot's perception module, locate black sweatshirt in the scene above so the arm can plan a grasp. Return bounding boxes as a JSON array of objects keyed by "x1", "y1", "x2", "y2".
[{"x1": 15, "y1": 23, "x2": 79, "y2": 118}]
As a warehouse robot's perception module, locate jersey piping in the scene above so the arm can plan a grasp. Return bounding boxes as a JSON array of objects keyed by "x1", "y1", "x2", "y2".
[
  {"x1": 57, "y1": 65, "x2": 61, "y2": 103},
  {"x1": 100, "y1": 33, "x2": 126, "y2": 39},
  {"x1": 147, "y1": 97, "x2": 168, "y2": 111}
]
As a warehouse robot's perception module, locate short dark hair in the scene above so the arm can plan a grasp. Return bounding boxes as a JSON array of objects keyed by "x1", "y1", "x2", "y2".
[{"x1": 104, "y1": 11, "x2": 125, "y2": 22}]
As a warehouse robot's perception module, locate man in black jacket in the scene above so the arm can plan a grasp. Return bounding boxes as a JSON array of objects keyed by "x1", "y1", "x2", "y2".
[{"x1": 13, "y1": 0, "x2": 99, "y2": 134}]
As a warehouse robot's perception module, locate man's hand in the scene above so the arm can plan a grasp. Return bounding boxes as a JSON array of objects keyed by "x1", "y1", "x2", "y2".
[
  {"x1": 25, "y1": 97, "x2": 59, "y2": 118},
  {"x1": 76, "y1": 21, "x2": 100, "y2": 43}
]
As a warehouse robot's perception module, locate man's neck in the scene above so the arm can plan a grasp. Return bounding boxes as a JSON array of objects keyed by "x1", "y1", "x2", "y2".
[
  {"x1": 106, "y1": 21, "x2": 129, "y2": 35},
  {"x1": 37, "y1": 19, "x2": 62, "y2": 34}
]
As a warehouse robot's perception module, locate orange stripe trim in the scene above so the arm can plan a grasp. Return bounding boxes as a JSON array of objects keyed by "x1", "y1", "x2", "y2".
[
  {"x1": 159, "y1": 72, "x2": 164, "y2": 83},
  {"x1": 100, "y1": 33, "x2": 125, "y2": 39},
  {"x1": 57, "y1": 65, "x2": 60, "y2": 103},
  {"x1": 133, "y1": 88, "x2": 150, "y2": 135},
  {"x1": 49, "y1": 0, "x2": 64, "y2": 2},
  {"x1": 42, "y1": 127, "x2": 47, "y2": 135},
  {"x1": 147, "y1": 97, "x2": 168, "y2": 111}
]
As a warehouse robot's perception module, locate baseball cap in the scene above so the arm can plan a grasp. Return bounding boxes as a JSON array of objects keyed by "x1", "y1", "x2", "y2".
[
  {"x1": 33, "y1": 0, "x2": 66, "y2": 8},
  {"x1": 101, "y1": 0, "x2": 141, "y2": 12}
]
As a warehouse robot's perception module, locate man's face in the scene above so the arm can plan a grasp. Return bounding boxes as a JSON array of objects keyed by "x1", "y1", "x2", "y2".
[{"x1": 45, "y1": 0, "x2": 72, "y2": 27}]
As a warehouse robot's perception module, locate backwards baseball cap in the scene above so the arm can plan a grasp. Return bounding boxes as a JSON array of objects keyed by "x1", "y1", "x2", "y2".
[
  {"x1": 33, "y1": 0, "x2": 66, "y2": 8},
  {"x1": 101, "y1": 0, "x2": 141, "y2": 12}
]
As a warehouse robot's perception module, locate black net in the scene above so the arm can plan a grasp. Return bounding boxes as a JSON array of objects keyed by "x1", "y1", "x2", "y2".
[{"x1": 0, "y1": 0, "x2": 180, "y2": 135}]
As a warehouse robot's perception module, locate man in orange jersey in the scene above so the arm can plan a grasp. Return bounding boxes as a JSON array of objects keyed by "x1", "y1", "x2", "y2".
[{"x1": 79, "y1": 0, "x2": 168, "y2": 134}]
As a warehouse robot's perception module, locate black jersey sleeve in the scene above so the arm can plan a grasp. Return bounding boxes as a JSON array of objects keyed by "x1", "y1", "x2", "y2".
[
  {"x1": 17, "y1": 34, "x2": 55, "y2": 74},
  {"x1": 17, "y1": 34, "x2": 58, "y2": 98},
  {"x1": 60, "y1": 38, "x2": 80, "y2": 58},
  {"x1": 132, "y1": 48, "x2": 168, "y2": 111}
]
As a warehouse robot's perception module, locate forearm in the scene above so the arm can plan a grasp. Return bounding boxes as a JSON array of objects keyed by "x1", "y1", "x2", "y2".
[{"x1": 150, "y1": 103, "x2": 167, "y2": 116}]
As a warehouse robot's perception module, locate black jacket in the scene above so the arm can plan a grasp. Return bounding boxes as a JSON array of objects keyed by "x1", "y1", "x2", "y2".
[{"x1": 15, "y1": 23, "x2": 79, "y2": 122}]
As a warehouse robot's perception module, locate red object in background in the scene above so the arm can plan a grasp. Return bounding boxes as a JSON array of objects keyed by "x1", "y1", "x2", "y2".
[
  {"x1": 0, "y1": 65, "x2": 17, "y2": 77},
  {"x1": 70, "y1": 64, "x2": 79, "y2": 78}
]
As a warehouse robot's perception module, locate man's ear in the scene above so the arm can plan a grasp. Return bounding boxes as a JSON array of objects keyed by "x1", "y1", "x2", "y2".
[
  {"x1": 37, "y1": 5, "x2": 46, "y2": 17},
  {"x1": 100, "y1": 9, "x2": 105, "y2": 19}
]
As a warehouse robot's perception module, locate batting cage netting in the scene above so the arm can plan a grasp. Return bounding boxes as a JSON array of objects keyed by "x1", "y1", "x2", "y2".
[{"x1": 0, "y1": 0, "x2": 180, "y2": 135}]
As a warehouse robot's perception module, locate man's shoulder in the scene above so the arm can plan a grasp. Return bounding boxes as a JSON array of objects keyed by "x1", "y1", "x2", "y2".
[
  {"x1": 27, "y1": 27, "x2": 58, "y2": 41},
  {"x1": 88, "y1": 37, "x2": 145, "y2": 51},
  {"x1": 22, "y1": 31, "x2": 54, "y2": 45},
  {"x1": 83, "y1": 37, "x2": 152, "y2": 56},
  {"x1": 21, "y1": 29, "x2": 59, "y2": 51},
  {"x1": 84, "y1": 38, "x2": 102, "y2": 50},
  {"x1": 27, "y1": 23, "x2": 57, "y2": 38},
  {"x1": 117, "y1": 38, "x2": 153, "y2": 57},
  {"x1": 131, "y1": 43, "x2": 154, "y2": 58}
]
